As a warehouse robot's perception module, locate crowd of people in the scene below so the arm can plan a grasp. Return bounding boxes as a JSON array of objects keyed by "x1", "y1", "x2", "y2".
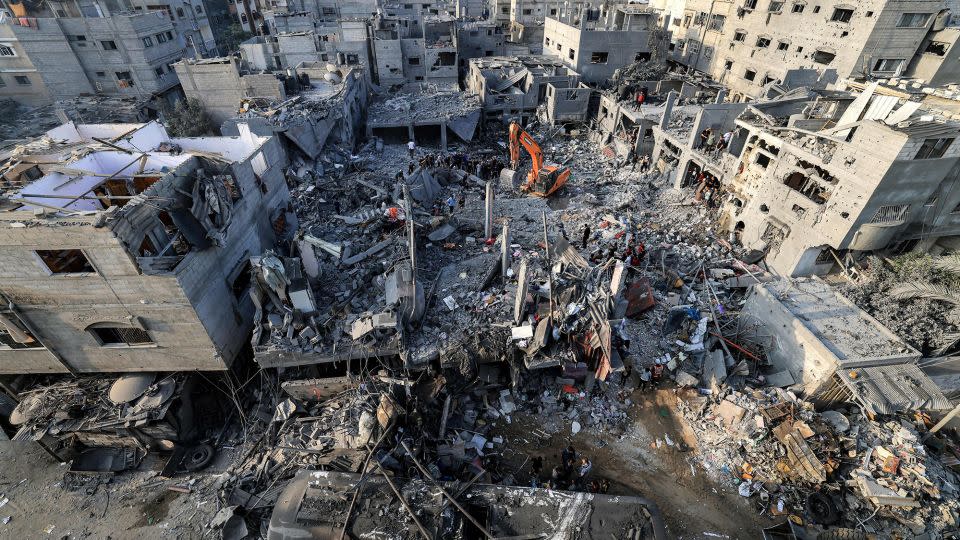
[{"x1": 530, "y1": 446, "x2": 607, "y2": 492}]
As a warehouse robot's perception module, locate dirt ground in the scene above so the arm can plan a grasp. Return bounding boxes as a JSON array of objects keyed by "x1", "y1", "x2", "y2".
[
  {"x1": 497, "y1": 388, "x2": 773, "y2": 539},
  {"x1": 0, "y1": 442, "x2": 222, "y2": 539}
]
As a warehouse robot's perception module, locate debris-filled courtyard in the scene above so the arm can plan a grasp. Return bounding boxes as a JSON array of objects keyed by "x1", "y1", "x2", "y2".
[{"x1": 3, "y1": 1, "x2": 960, "y2": 537}]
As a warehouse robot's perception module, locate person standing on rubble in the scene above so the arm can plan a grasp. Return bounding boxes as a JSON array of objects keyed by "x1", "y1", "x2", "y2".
[
  {"x1": 408, "y1": 139, "x2": 416, "y2": 158},
  {"x1": 639, "y1": 366, "x2": 652, "y2": 391},
  {"x1": 581, "y1": 224, "x2": 591, "y2": 249},
  {"x1": 651, "y1": 359, "x2": 665, "y2": 387},
  {"x1": 530, "y1": 455, "x2": 544, "y2": 487},
  {"x1": 639, "y1": 155, "x2": 651, "y2": 174},
  {"x1": 576, "y1": 457, "x2": 593, "y2": 489},
  {"x1": 445, "y1": 194, "x2": 457, "y2": 215}
]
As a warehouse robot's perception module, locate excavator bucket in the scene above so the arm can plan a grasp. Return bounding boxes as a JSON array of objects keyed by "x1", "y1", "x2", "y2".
[{"x1": 525, "y1": 165, "x2": 570, "y2": 197}]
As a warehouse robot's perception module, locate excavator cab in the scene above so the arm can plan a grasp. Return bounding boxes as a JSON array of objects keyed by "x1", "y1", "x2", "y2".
[{"x1": 505, "y1": 122, "x2": 571, "y2": 197}]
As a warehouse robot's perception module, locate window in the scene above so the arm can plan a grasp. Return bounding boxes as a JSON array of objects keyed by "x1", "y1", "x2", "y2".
[
  {"x1": 35, "y1": 249, "x2": 94, "y2": 274},
  {"x1": 791, "y1": 3, "x2": 804, "y2": 12},
  {"x1": 154, "y1": 66, "x2": 165, "y2": 78},
  {"x1": 756, "y1": 36, "x2": 771, "y2": 48},
  {"x1": 709, "y1": 14, "x2": 725, "y2": 31},
  {"x1": 865, "y1": 11, "x2": 873, "y2": 16},
  {"x1": 550, "y1": 8, "x2": 557, "y2": 15},
  {"x1": 733, "y1": 30, "x2": 747, "y2": 42},
  {"x1": 346, "y1": 53, "x2": 359, "y2": 65},
  {"x1": 724, "y1": 59, "x2": 734, "y2": 70},
  {"x1": 501, "y1": 6, "x2": 508, "y2": 13},
  {"x1": 830, "y1": 8, "x2": 853, "y2": 22},
  {"x1": 14, "y1": 75, "x2": 30, "y2": 85},
  {"x1": 897, "y1": 13, "x2": 930, "y2": 28},
  {"x1": 569, "y1": 48, "x2": 575, "y2": 60},
  {"x1": 484, "y1": 50, "x2": 493, "y2": 56},
  {"x1": 762, "y1": 75, "x2": 777, "y2": 84},
  {"x1": 590, "y1": 51, "x2": 608, "y2": 63},
  {"x1": 744, "y1": 0, "x2": 758, "y2": 9},
  {"x1": 89, "y1": 326, "x2": 154, "y2": 346},
  {"x1": 195, "y1": 4, "x2": 202, "y2": 13},
  {"x1": 408, "y1": 56, "x2": 420, "y2": 65},
  {"x1": 870, "y1": 204, "x2": 910, "y2": 223},
  {"x1": 522, "y1": 8, "x2": 531, "y2": 14},
  {"x1": 165, "y1": 31, "x2": 172, "y2": 41},
  {"x1": 872, "y1": 58, "x2": 903, "y2": 72},
  {"x1": 156, "y1": 32, "x2": 168, "y2": 43},
  {"x1": 322, "y1": 6, "x2": 336, "y2": 14},
  {"x1": 777, "y1": 41, "x2": 789, "y2": 50},
  {"x1": 744, "y1": 69, "x2": 757, "y2": 81},
  {"x1": 176, "y1": 6, "x2": 185, "y2": 16},
  {"x1": 915, "y1": 138, "x2": 954, "y2": 159},
  {"x1": 116, "y1": 71, "x2": 135, "y2": 87},
  {"x1": 143, "y1": 36, "x2": 154, "y2": 47},
  {"x1": 635, "y1": 52, "x2": 650, "y2": 62},
  {"x1": 812, "y1": 49, "x2": 836, "y2": 64},
  {"x1": 694, "y1": 11, "x2": 708, "y2": 25},
  {"x1": 768, "y1": 1, "x2": 783, "y2": 12},
  {"x1": 69, "y1": 35, "x2": 86, "y2": 41},
  {"x1": 0, "y1": 44, "x2": 16, "y2": 57},
  {"x1": 101, "y1": 40, "x2": 117, "y2": 50},
  {"x1": 545, "y1": 38, "x2": 551, "y2": 46},
  {"x1": 556, "y1": 42, "x2": 562, "y2": 51},
  {"x1": 96, "y1": 71, "x2": 106, "y2": 77}
]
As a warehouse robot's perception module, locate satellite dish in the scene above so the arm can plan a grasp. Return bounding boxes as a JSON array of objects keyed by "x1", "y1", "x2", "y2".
[
  {"x1": 133, "y1": 378, "x2": 177, "y2": 410},
  {"x1": 109, "y1": 373, "x2": 156, "y2": 404}
]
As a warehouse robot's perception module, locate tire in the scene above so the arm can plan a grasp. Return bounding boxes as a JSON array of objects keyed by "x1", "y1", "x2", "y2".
[
  {"x1": 816, "y1": 528, "x2": 869, "y2": 540},
  {"x1": 182, "y1": 443, "x2": 215, "y2": 472}
]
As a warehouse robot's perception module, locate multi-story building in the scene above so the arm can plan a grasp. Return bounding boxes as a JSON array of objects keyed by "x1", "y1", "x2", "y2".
[
  {"x1": 650, "y1": 83, "x2": 960, "y2": 276},
  {"x1": 658, "y1": 0, "x2": 959, "y2": 101},
  {"x1": 542, "y1": 3, "x2": 668, "y2": 84},
  {"x1": 454, "y1": 20, "x2": 505, "y2": 73},
  {"x1": 0, "y1": 120, "x2": 292, "y2": 374},
  {"x1": 0, "y1": 0, "x2": 220, "y2": 106}
]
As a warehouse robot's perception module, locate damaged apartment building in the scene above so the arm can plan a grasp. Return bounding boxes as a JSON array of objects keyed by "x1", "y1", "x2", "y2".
[
  {"x1": 659, "y1": 0, "x2": 960, "y2": 100},
  {"x1": 467, "y1": 55, "x2": 591, "y2": 124},
  {"x1": 543, "y1": 2, "x2": 669, "y2": 84},
  {"x1": 651, "y1": 81, "x2": 960, "y2": 276},
  {"x1": 0, "y1": 120, "x2": 292, "y2": 373}
]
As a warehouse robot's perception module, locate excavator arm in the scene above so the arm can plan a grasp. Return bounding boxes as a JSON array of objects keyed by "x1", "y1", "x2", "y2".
[{"x1": 506, "y1": 121, "x2": 570, "y2": 197}]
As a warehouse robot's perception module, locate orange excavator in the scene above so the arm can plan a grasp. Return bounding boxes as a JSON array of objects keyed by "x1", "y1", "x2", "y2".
[{"x1": 507, "y1": 121, "x2": 570, "y2": 197}]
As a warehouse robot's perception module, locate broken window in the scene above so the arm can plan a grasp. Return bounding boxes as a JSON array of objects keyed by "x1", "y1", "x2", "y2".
[
  {"x1": 812, "y1": 49, "x2": 836, "y2": 64},
  {"x1": 744, "y1": 69, "x2": 757, "y2": 81},
  {"x1": 777, "y1": 41, "x2": 789, "y2": 51},
  {"x1": 870, "y1": 204, "x2": 910, "y2": 223},
  {"x1": 815, "y1": 248, "x2": 836, "y2": 264},
  {"x1": 101, "y1": 40, "x2": 117, "y2": 50},
  {"x1": 791, "y1": 2, "x2": 804, "y2": 12},
  {"x1": 321, "y1": 6, "x2": 335, "y2": 14},
  {"x1": 762, "y1": 75, "x2": 776, "y2": 85},
  {"x1": 590, "y1": 52, "x2": 608, "y2": 63},
  {"x1": 755, "y1": 152, "x2": 770, "y2": 167},
  {"x1": 89, "y1": 325, "x2": 154, "y2": 346},
  {"x1": 435, "y1": 51, "x2": 455, "y2": 66},
  {"x1": 568, "y1": 48, "x2": 575, "y2": 60},
  {"x1": 408, "y1": 56, "x2": 420, "y2": 65},
  {"x1": 709, "y1": 14, "x2": 726, "y2": 31},
  {"x1": 925, "y1": 41, "x2": 949, "y2": 56},
  {"x1": 116, "y1": 71, "x2": 135, "y2": 87},
  {"x1": 872, "y1": 58, "x2": 903, "y2": 72},
  {"x1": 545, "y1": 38, "x2": 551, "y2": 46},
  {"x1": 694, "y1": 11, "x2": 708, "y2": 25},
  {"x1": 743, "y1": 0, "x2": 758, "y2": 9},
  {"x1": 556, "y1": 42, "x2": 562, "y2": 51},
  {"x1": 915, "y1": 137, "x2": 954, "y2": 159},
  {"x1": 791, "y1": 204, "x2": 806, "y2": 217},
  {"x1": 812, "y1": 5, "x2": 819, "y2": 12},
  {"x1": 35, "y1": 250, "x2": 95, "y2": 275},
  {"x1": 635, "y1": 52, "x2": 651, "y2": 61},
  {"x1": 768, "y1": 1, "x2": 783, "y2": 12},
  {"x1": 756, "y1": 36, "x2": 771, "y2": 48},
  {"x1": 230, "y1": 259, "x2": 253, "y2": 300},
  {"x1": 522, "y1": 8, "x2": 531, "y2": 14},
  {"x1": 733, "y1": 30, "x2": 747, "y2": 42},
  {"x1": 724, "y1": 59, "x2": 734, "y2": 70},
  {"x1": 897, "y1": 12, "x2": 930, "y2": 27},
  {"x1": 830, "y1": 7, "x2": 853, "y2": 22}
]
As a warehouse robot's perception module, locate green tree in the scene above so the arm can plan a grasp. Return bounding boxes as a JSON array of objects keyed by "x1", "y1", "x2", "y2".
[
  {"x1": 163, "y1": 98, "x2": 213, "y2": 137},
  {"x1": 891, "y1": 254, "x2": 960, "y2": 355},
  {"x1": 220, "y1": 24, "x2": 253, "y2": 54}
]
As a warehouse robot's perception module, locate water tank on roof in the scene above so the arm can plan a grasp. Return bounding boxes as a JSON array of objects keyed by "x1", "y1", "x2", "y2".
[
  {"x1": 326, "y1": 63, "x2": 339, "y2": 73},
  {"x1": 324, "y1": 71, "x2": 342, "y2": 84}
]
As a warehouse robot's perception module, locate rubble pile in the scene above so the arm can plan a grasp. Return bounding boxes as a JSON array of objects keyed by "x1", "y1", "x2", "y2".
[
  {"x1": 678, "y1": 385, "x2": 960, "y2": 536},
  {"x1": 0, "y1": 96, "x2": 152, "y2": 141}
]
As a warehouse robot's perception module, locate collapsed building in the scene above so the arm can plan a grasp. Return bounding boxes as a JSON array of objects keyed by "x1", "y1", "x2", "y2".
[
  {"x1": 650, "y1": 82, "x2": 960, "y2": 276},
  {"x1": 466, "y1": 55, "x2": 589, "y2": 124},
  {"x1": 0, "y1": 120, "x2": 292, "y2": 373}
]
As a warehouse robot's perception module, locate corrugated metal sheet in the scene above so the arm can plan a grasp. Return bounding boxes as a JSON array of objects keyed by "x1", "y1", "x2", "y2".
[
  {"x1": 835, "y1": 363, "x2": 952, "y2": 415},
  {"x1": 863, "y1": 95, "x2": 899, "y2": 121}
]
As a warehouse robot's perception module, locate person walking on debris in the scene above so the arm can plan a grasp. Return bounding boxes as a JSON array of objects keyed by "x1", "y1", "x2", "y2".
[
  {"x1": 581, "y1": 225, "x2": 591, "y2": 249},
  {"x1": 395, "y1": 170, "x2": 404, "y2": 182},
  {"x1": 651, "y1": 359, "x2": 665, "y2": 387},
  {"x1": 408, "y1": 163, "x2": 416, "y2": 175},
  {"x1": 445, "y1": 194, "x2": 457, "y2": 215},
  {"x1": 620, "y1": 364, "x2": 633, "y2": 386},
  {"x1": 530, "y1": 455, "x2": 544, "y2": 487},
  {"x1": 640, "y1": 366, "x2": 652, "y2": 390},
  {"x1": 698, "y1": 127, "x2": 712, "y2": 149},
  {"x1": 639, "y1": 155, "x2": 651, "y2": 174},
  {"x1": 561, "y1": 445, "x2": 577, "y2": 472},
  {"x1": 408, "y1": 139, "x2": 416, "y2": 158},
  {"x1": 457, "y1": 192, "x2": 465, "y2": 209},
  {"x1": 576, "y1": 457, "x2": 593, "y2": 488}
]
